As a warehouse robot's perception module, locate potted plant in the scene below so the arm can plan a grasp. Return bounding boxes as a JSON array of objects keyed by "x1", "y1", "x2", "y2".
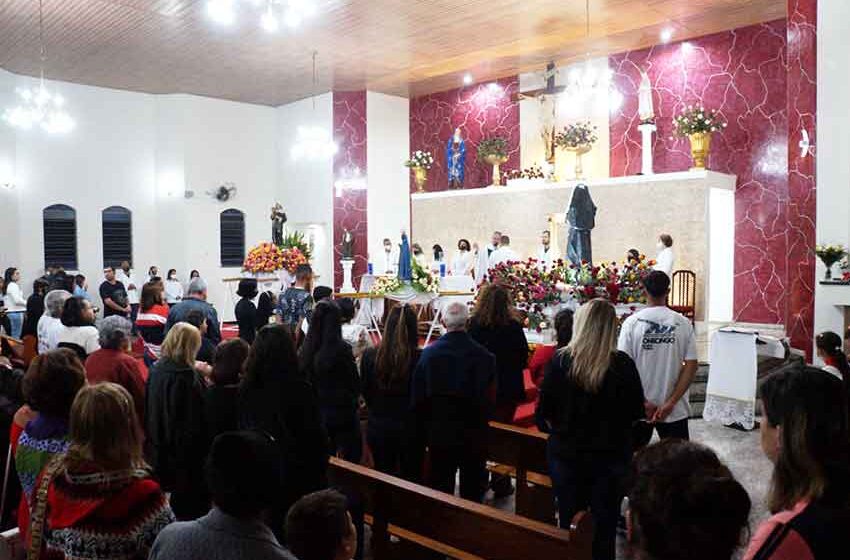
[
  {"x1": 555, "y1": 121, "x2": 598, "y2": 179},
  {"x1": 477, "y1": 137, "x2": 509, "y2": 187},
  {"x1": 815, "y1": 244, "x2": 847, "y2": 281},
  {"x1": 404, "y1": 150, "x2": 434, "y2": 193},
  {"x1": 672, "y1": 105, "x2": 726, "y2": 170}
]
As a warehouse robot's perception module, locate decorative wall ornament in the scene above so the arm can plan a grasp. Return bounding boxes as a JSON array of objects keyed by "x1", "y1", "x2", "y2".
[{"x1": 208, "y1": 182, "x2": 237, "y2": 202}]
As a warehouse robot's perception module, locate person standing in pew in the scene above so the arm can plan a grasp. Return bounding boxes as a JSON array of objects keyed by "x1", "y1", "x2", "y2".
[
  {"x1": 468, "y1": 283, "x2": 529, "y2": 497},
  {"x1": 412, "y1": 302, "x2": 496, "y2": 502},
  {"x1": 536, "y1": 299, "x2": 646, "y2": 560}
]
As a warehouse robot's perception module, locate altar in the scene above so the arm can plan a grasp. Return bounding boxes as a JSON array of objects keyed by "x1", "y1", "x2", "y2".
[{"x1": 411, "y1": 170, "x2": 736, "y2": 322}]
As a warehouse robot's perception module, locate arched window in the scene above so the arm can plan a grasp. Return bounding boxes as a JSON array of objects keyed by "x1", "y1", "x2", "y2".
[
  {"x1": 102, "y1": 206, "x2": 133, "y2": 268},
  {"x1": 220, "y1": 209, "x2": 245, "y2": 267},
  {"x1": 43, "y1": 204, "x2": 78, "y2": 270}
]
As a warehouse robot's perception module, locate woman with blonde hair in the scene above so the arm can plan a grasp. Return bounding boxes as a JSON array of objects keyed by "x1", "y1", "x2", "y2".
[
  {"x1": 145, "y1": 322, "x2": 210, "y2": 520},
  {"x1": 30, "y1": 383, "x2": 175, "y2": 559},
  {"x1": 535, "y1": 299, "x2": 645, "y2": 560}
]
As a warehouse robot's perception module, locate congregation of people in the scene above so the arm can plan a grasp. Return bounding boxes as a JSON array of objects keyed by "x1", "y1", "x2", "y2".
[{"x1": 0, "y1": 257, "x2": 849, "y2": 560}]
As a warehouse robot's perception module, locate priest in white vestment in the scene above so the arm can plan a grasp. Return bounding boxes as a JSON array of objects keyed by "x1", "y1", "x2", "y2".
[
  {"x1": 451, "y1": 239, "x2": 474, "y2": 276},
  {"x1": 655, "y1": 233, "x2": 675, "y2": 278},
  {"x1": 489, "y1": 235, "x2": 520, "y2": 268},
  {"x1": 536, "y1": 230, "x2": 555, "y2": 270}
]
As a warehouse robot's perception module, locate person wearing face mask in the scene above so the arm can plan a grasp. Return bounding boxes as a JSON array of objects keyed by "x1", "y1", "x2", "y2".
[
  {"x1": 380, "y1": 238, "x2": 398, "y2": 275},
  {"x1": 451, "y1": 239, "x2": 474, "y2": 276},
  {"x1": 654, "y1": 234, "x2": 675, "y2": 278}
]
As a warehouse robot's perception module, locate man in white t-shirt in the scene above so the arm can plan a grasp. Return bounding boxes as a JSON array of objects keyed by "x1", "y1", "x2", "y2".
[
  {"x1": 617, "y1": 270, "x2": 697, "y2": 446},
  {"x1": 115, "y1": 261, "x2": 139, "y2": 323}
]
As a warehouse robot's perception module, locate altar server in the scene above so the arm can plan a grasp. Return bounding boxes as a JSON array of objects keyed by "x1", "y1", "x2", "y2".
[
  {"x1": 655, "y1": 234, "x2": 675, "y2": 278},
  {"x1": 380, "y1": 238, "x2": 398, "y2": 275},
  {"x1": 488, "y1": 235, "x2": 520, "y2": 268},
  {"x1": 451, "y1": 239, "x2": 474, "y2": 276},
  {"x1": 486, "y1": 230, "x2": 502, "y2": 257},
  {"x1": 537, "y1": 230, "x2": 555, "y2": 270}
]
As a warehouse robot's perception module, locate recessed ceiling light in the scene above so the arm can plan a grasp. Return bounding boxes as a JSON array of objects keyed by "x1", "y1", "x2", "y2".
[
  {"x1": 207, "y1": 0, "x2": 235, "y2": 25},
  {"x1": 660, "y1": 27, "x2": 674, "y2": 43},
  {"x1": 463, "y1": 73, "x2": 473, "y2": 85},
  {"x1": 261, "y1": 8, "x2": 279, "y2": 32}
]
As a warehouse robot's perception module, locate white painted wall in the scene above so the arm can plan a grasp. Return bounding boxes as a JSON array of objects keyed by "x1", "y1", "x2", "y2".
[
  {"x1": 0, "y1": 70, "x2": 20, "y2": 269},
  {"x1": 366, "y1": 91, "x2": 410, "y2": 263},
  {"x1": 275, "y1": 93, "x2": 335, "y2": 290},
  {"x1": 519, "y1": 58, "x2": 612, "y2": 180},
  {"x1": 0, "y1": 68, "x2": 411, "y2": 322},
  {"x1": 814, "y1": 0, "x2": 850, "y2": 349}
]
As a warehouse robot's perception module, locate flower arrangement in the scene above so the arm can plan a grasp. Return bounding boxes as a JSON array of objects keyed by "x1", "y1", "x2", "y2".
[
  {"x1": 487, "y1": 259, "x2": 568, "y2": 331},
  {"x1": 279, "y1": 231, "x2": 312, "y2": 261},
  {"x1": 476, "y1": 137, "x2": 508, "y2": 162},
  {"x1": 506, "y1": 164, "x2": 546, "y2": 180},
  {"x1": 618, "y1": 255, "x2": 656, "y2": 304},
  {"x1": 569, "y1": 257, "x2": 655, "y2": 305},
  {"x1": 280, "y1": 247, "x2": 308, "y2": 273},
  {"x1": 815, "y1": 244, "x2": 847, "y2": 267},
  {"x1": 555, "y1": 121, "x2": 598, "y2": 149},
  {"x1": 369, "y1": 275, "x2": 403, "y2": 296},
  {"x1": 816, "y1": 244, "x2": 847, "y2": 280},
  {"x1": 672, "y1": 105, "x2": 727, "y2": 136},
  {"x1": 243, "y1": 242, "x2": 287, "y2": 274},
  {"x1": 404, "y1": 150, "x2": 434, "y2": 169},
  {"x1": 839, "y1": 255, "x2": 850, "y2": 283},
  {"x1": 411, "y1": 258, "x2": 440, "y2": 294}
]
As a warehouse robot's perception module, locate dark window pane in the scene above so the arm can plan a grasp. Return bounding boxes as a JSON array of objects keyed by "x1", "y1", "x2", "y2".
[
  {"x1": 220, "y1": 209, "x2": 245, "y2": 267},
  {"x1": 102, "y1": 206, "x2": 133, "y2": 268},
  {"x1": 43, "y1": 204, "x2": 78, "y2": 270}
]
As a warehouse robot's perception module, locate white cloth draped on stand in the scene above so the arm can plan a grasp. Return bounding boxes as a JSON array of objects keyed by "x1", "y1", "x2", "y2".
[{"x1": 703, "y1": 330, "x2": 758, "y2": 429}]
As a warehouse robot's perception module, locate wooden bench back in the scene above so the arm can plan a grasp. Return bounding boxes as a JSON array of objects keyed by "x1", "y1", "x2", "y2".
[
  {"x1": 328, "y1": 457, "x2": 591, "y2": 560},
  {"x1": 487, "y1": 421, "x2": 554, "y2": 522}
]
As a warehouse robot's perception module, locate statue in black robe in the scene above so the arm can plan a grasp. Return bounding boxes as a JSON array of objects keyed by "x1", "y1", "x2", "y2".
[
  {"x1": 566, "y1": 183, "x2": 596, "y2": 266},
  {"x1": 270, "y1": 203, "x2": 287, "y2": 247}
]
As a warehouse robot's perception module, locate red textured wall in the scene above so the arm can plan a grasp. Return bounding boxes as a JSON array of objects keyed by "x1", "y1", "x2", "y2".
[
  {"x1": 333, "y1": 91, "x2": 368, "y2": 291},
  {"x1": 409, "y1": 77, "x2": 520, "y2": 192},
  {"x1": 610, "y1": 20, "x2": 790, "y2": 325},
  {"x1": 785, "y1": 0, "x2": 817, "y2": 357}
]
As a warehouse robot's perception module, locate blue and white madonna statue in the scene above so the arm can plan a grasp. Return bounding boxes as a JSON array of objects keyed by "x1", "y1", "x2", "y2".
[
  {"x1": 398, "y1": 231, "x2": 412, "y2": 282},
  {"x1": 446, "y1": 127, "x2": 466, "y2": 189}
]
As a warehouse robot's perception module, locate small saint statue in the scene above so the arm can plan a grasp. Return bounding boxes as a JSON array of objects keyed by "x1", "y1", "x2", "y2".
[
  {"x1": 566, "y1": 183, "x2": 597, "y2": 266},
  {"x1": 270, "y1": 203, "x2": 287, "y2": 246},
  {"x1": 341, "y1": 229, "x2": 354, "y2": 260},
  {"x1": 446, "y1": 128, "x2": 466, "y2": 189}
]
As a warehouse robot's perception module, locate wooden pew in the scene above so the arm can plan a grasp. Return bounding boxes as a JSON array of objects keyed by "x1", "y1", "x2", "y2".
[
  {"x1": 487, "y1": 421, "x2": 555, "y2": 523},
  {"x1": 328, "y1": 457, "x2": 591, "y2": 560}
]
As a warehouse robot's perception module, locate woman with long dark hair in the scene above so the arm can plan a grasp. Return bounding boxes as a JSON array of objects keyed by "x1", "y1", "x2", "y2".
[
  {"x1": 239, "y1": 324, "x2": 328, "y2": 540},
  {"x1": 536, "y1": 299, "x2": 645, "y2": 560},
  {"x1": 469, "y1": 283, "x2": 529, "y2": 423},
  {"x1": 21, "y1": 278, "x2": 49, "y2": 339},
  {"x1": 816, "y1": 331, "x2": 850, "y2": 380},
  {"x1": 299, "y1": 301, "x2": 362, "y2": 463},
  {"x1": 744, "y1": 367, "x2": 850, "y2": 559},
  {"x1": 361, "y1": 305, "x2": 423, "y2": 481},
  {"x1": 57, "y1": 297, "x2": 100, "y2": 358}
]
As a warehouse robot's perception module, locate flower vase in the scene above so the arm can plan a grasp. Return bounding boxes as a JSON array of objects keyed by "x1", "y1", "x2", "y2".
[
  {"x1": 412, "y1": 166, "x2": 427, "y2": 193},
  {"x1": 824, "y1": 263, "x2": 833, "y2": 281},
  {"x1": 565, "y1": 145, "x2": 592, "y2": 179},
  {"x1": 484, "y1": 154, "x2": 508, "y2": 187},
  {"x1": 688, "y1": 132, "x2": 712, "y2": 170}
]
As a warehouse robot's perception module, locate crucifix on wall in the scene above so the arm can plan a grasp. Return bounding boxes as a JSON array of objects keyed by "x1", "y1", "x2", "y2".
[{"x1": 513, "y1": 62, "x2": 566, "y2": 169}]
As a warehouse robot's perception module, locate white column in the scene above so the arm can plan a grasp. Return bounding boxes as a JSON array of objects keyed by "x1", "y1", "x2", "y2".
[
  {"x1": 638, "y1": 123, "x2": 656, "y2": 175},
  {"x1": 340, "y1": 259, "x2": 355, "y2": 293}
]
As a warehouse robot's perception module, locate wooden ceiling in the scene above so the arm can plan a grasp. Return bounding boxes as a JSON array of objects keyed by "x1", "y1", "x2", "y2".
[{"x1": 0, "y1": 0, "x2": 786, "y2": 106}]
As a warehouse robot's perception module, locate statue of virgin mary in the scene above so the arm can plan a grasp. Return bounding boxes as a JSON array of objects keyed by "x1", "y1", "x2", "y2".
[{"x1": 446, "y1": 128, "x2": 466, "y2": 189}]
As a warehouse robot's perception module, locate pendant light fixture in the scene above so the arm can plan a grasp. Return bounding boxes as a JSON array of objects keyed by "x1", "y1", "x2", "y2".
[
  {"x1": 3, "y1": 0, "x2": 75, "y2": 134},
  {"x1": 564, "y1": 0, "x2": 614, "y2": 103},
  {"x1": 291, "y1": 51, "x2": 337, "y2": 161}
]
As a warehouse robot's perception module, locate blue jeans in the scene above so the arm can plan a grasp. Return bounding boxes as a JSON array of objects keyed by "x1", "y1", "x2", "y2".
[
  {"x1": 6, "y1": 312, "x2": 23, "y2": 339},
  {"x1": 547, "y1": 443, "x2": 628, "y2": 560}
]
